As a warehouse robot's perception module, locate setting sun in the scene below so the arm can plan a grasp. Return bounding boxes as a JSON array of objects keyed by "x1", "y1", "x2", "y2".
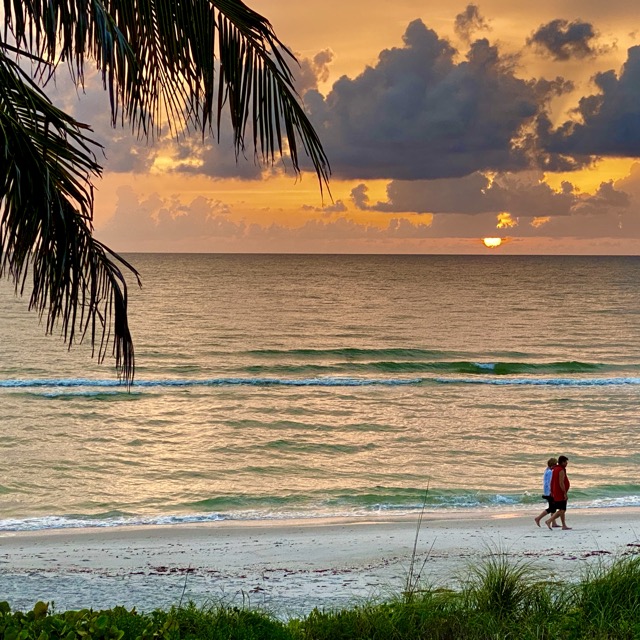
[{"x1": 483, "y1": 237, "x2": 503, "y2": 248}]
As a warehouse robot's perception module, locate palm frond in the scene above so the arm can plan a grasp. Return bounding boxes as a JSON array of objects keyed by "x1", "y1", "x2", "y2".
[
  {"x1": 0, "y1": 49, "x2": 140, "y2": 381},
  {"x1": 1, "y1": 0, "x2": 330, "y2": 382}
]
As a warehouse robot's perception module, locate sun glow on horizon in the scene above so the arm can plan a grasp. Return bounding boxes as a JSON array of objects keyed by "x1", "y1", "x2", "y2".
[{"x1": 483, "y1": 237, "x2": 503, "y2": 248}]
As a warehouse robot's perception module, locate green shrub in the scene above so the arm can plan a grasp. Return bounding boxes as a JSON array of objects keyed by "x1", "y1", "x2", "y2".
[{"x1": 566, "y1": 555, "x2": 640, "y2": 639}]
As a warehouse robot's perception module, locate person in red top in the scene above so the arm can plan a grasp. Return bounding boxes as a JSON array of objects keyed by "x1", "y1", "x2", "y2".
[{"x1": 546, "y1": 455, "x2": 571, "y2": 530}]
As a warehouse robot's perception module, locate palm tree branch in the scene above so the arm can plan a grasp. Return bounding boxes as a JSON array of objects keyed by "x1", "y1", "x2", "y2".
[
  {"x1": 1, "y1": 0, "x2": 330, "y2": 382},
  {"x1": 0, "y1": 50, "x2": 140, "y2": 381}
]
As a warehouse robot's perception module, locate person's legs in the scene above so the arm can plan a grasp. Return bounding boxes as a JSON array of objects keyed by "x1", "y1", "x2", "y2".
[
  {"x1": 547, "y1": 499, "x2": 560, "y2": 527},
  {"x1": 546, "y1": 500, "x2": 566, "y2": 528},
  {"x1": 535, "y1": 501, "x2": 551, "y2": 526},
  {"x1": 547, "y1": 509, "x2": 571, "y2": 529},
  {"x1": 536, "y1": 497, "x2": 557, "y2": 527}
]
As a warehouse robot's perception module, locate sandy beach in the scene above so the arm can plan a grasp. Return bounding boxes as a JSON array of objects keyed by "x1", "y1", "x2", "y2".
[{"x1": 1, "y1": 507, "x2": 639, "y2": 617}]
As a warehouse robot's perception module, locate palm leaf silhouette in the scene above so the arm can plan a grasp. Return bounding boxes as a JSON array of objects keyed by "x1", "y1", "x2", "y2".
[{"x1": 1, "y1": 0, "x2": 330, "y2": 383}]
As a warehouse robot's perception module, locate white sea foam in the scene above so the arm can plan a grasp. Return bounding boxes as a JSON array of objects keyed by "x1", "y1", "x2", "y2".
[
  {"x1": 436, "y1": 377, "x2": 640, "y2": 386},
  {"x1": 473, "y1": 362, "x2": 496, "y2": 370}
]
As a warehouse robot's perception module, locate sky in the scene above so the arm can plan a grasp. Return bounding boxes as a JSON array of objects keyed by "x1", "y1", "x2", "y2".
[{"x1": 58, "y1": 1, "x2": 640, "y2": 254}]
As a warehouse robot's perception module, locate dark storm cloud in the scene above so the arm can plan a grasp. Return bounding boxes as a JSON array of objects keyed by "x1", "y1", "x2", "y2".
[
  {"x1": 350, "y1": 174, "x2": 638, "y2": 242},
  {"x1": 351, "y1": 173, "x2": 630, "y2": 217},
  {"x1": 454, "y1": 5, "x2": 491, "y2": 43},
  {"x1": 528, "y1": 19, "x2": 606, "y2": 61},
  {"x1": 169, "y1": 133, "x2": 267, "y2": 180},
  {"x1": 426, "y1": 207, "x2": 640, "y2": 240},
  {"x1": 305, "y1": 20, "x2": 561, "y2": 181},
  {"x1": 544, "y1": 46, "x2": 640, "y2": 158}
]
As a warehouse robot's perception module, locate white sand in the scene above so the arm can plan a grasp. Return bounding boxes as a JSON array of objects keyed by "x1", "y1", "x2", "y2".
[{"x1": 1, "y1": 508, "x2": 639, "y2": 617}]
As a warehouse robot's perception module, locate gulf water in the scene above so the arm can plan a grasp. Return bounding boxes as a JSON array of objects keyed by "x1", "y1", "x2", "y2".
[{"x1": 0, "y1": 254, "x2": 638, "y2": 531}]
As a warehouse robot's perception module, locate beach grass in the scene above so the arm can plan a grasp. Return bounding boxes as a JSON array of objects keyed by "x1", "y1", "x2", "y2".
[{"x1": 2, "y1": 554, "x2": 640, "y2": 640}]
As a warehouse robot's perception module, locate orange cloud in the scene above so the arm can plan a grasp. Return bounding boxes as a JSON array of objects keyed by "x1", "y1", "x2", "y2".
[
  {"x1": 531, "y1": 216, "x2": 551, "y2": 227},
  {"x1": 497, "y1": 212, "x2": 517, "y2": 228}
]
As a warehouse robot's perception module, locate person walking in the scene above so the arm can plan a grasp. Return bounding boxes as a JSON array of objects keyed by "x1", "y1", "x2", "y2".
[
  {"x1": 546, "y1": 455, "x2": 571, "y2": 530},
  {"x1": 534, "y1": 457, "x2": 559, "y2": 527}
]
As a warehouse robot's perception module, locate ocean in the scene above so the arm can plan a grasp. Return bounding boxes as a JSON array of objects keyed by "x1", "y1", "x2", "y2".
[{"x1": 0, "y1": 254, "x2": 639, "y2": 532}]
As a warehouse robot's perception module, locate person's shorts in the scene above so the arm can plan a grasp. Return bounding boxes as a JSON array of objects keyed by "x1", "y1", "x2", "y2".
[
  {"x1": 554, "y1": 500, "x2": 567, "y2": 510},
  {"x1": 543, "y1": 495, "x2": 557, "y2": 514}
]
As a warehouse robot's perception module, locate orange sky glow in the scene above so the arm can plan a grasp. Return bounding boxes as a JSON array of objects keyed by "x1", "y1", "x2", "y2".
[{"x1": 74, "y1": 1, "x2": 640, "y2": 255}]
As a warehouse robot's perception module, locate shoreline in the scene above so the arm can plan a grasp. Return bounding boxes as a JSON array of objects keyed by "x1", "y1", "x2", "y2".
[
  {"x1": 3, "y1": 497, "x2": 639, "y2": 533},
  {"x1": 1, "y1": 507, "x2": 639, "y2": 616}
]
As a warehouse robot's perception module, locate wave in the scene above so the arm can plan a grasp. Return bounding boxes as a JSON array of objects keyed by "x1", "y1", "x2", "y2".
[
  {"x1": 241, "y1": 360, "x2": 634, "y2": 375},
  {"x1": 0, "y1": 377, "x2": 422, "y2": 389},
  {"x1": 244, "y1": 348, "x2": 480, "y2": 360},
  {"x1": 435, "y1": 377, "x2": 640, "y2": 386},
  {"x1": 0, "y1": 512, "x2": 226, "y2": 532},
  {"x1": 35, "y1": 390, "x2": 143, "y2": 399},
  {"x1": 2, "y1": 487, "x2": 640, "y2": 532},
  {"x1": 242, "y1": 349, "x2": 640, "y2": 370},
  {"x1": 2, "y1": 373, "x2": 640, "y2": 391}
]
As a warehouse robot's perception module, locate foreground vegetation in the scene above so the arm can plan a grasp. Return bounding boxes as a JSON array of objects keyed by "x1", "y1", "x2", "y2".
[{"x1": 2, "y1": 555, "x2": 640, "y2": 640}]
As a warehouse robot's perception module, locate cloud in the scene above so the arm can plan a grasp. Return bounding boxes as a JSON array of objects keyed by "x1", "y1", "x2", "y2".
[
  {"x1": 45, "y1": 69, "x2": 283, "y2": 179},
  {"x1": 97, "y1": 187, "x2": 238, "y2": 251},
  {"x1": 165, "y1": 133, "x2": 268, "y2": 180},
  {"x1": 44, "y1": 72, "x2": 159, "y2": 173},
  {"x1": 543, "y1": 46, "x2": 640, "y2": 158},
  {"x1": 302, "y1": 199, "x2": 348, "y2": 214},
  {"x1": 96, "y1": 186, "x2": 440, "y2": 251},
  {"x1": 528, "y1": 19, "x2": 609, "y2": 61},
  {"x1": 496, "y1": 212, "x2": 517, "y2": 228},
  {"x1": 350, "y1": 172, "x2": 630, "y2": 218},
  {"x1": 531, "y1": 217, "x2": 551, "y2": 228},
  {"x1": 96, "y1": 176, "x2": 640, "y2": 253},
  {"x1": 297, "y1": 49, "x2": 335, "y2": 94},
  {"x1": 305, "y1": 20, "x2": 561, "y2": 180},
  {"x1": 454, "y1": 5, "x2": 491, "y2": 43},
  {"x1": 420, "y1": 201, "x2": 640, "y2": 241}
]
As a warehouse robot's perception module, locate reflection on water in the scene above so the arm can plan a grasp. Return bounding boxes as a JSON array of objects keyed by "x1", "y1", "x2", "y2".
[{"x1": 0, "y1": 255, "x2": 639, "y2": 529}]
